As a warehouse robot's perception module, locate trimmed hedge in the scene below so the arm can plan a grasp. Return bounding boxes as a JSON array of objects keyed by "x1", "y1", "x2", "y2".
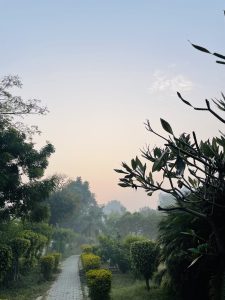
[
  {"x1": 40, "y1": 255, "x2": 55, "y2": 280},
  {"x1": 86, "y1": 269, "x2": 112, "y2": 300},
  {"x1": 81, "y1": 253, "x2": 100, "y2": 272}
]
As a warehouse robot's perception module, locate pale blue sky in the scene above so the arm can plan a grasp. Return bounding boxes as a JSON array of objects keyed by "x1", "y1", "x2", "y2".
[{"x1": 0, "y1": 1, "x2": 225, "y2": 210}]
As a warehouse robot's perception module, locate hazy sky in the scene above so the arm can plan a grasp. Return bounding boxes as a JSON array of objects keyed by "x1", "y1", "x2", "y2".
[{"x1": 0, "y1": 1, "x2": 225, "y2": 210}]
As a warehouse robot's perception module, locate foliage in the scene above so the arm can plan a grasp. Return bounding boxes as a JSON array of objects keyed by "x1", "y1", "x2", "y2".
[
  {"x1": 0, "y1": 75, "x2": 48, "y2": 133},
  {"x1": 0, "y1": 244, "x2": 12, "y2": 282},
  {"x1": 0, "y1": 266, "x2": 53, "y2": 300},
  {"x1": 51, "y1": 227, "x2": 76, "y2": 254},
  {"x1": 110, "y1": 273, "x2": 178, "y2": 300},
  {"x1": 10, "y1": 237, "x2": 31, "y2": 280},
  {"x1": 0, "y1": 122, "x2": 56, "y2": 221},
  {"x1": 115, "y1": 12, "x2": 225, "y2": 299},
  {"x1": 81, "y1": 253, "x2": 101, "y2": 272},
  {"x1": 23, "y1": 222, "x2": 53, "y2": 244},
  {"x1": 51, "y1": 252, "x2": 61, "y2": 271},
  {"x1": 40, "y1": 255, "x2": 55, "y2": 280},
  {"x1": 20, "y1": 230, "x2": 48, "y2": 269},
  {"x1": 104, "y1": 210, "x2": 162, "y2": 240},
  {"x1": 47, "y1": 177, "x2": 104, "y2": 244},
  {"x1": 81, "y1": 244, "x2": 93, "y2": 254},
  {"x1": 96, "y1": 235, "x2": 129, "y2": 272},
  {"x1": 130, "y1": 240, "x2": 159, "y2": 290},
  {"x1": 86, "y1": 269, "x2": 112, "y2": 300}
]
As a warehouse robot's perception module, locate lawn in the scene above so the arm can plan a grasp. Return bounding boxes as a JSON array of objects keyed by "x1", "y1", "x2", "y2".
[{"x1": 110, "y1": 272, "x2": 179, "y2": 300}]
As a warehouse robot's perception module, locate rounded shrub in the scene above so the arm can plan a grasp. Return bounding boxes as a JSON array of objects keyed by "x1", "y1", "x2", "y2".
[
  {"x1": 40, "y1": 255, "x2": 55, "y2": 280},
  {"x1": 81, "y1": 253, "x2": 100, "y2": 272},
  {"x1": 130, "y1": 240, "x2": 159, "y2": 290},
  {"x1": 86, "y1": 269, "x2": 112, "y2": 300}
]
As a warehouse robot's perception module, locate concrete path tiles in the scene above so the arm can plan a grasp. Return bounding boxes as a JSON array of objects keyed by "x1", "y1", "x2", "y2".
[{"x1": 46, "y1": 255, "x2": 83, "y2": 300}]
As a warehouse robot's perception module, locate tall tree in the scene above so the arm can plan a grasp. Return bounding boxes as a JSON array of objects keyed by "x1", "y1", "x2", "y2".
[{"x1": 0, "y1": 75, "x2": 55, "y2": 221}]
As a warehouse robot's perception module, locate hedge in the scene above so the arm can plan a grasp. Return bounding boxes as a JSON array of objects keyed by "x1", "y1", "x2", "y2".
[
  {"x1": 81, "y1": 253, "x2": 100, "y2": 272},
  {"x1": 86, "y1": 269, "x2": 112, "y2": 300}
]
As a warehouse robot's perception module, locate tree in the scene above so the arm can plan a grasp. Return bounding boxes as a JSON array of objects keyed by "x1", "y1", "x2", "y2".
[
  {"x1": 0, "y1": 75, "x2": 56, "y2": 221},
  {"x1": 0, "y1": 124, "x2": 55, "y2": 220},
  {"x1": 130, "y1": 240, "x2": 159, "y2": 290},
  {"x1": 0, "y1": 75, "x2": 47, "y2": 134},
  {"x1": 115, "y1": 14, "x2": 225, "y2": 300}
]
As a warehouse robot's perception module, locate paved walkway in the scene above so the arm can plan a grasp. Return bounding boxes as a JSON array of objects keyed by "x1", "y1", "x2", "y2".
[{"x1": 46, "y1": 255, "x2": 83, "y2": 300}]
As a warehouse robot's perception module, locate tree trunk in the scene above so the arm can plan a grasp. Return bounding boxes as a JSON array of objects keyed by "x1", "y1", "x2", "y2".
[{"x1": 145, "y1": 277, "x2": 150, "y2": 291}]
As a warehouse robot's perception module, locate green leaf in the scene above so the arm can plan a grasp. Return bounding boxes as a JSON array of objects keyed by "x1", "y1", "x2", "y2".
[
  {"x1": 175, "y1": 156, "x2": 185, "y2": 176},
  {"x1": 160, "y1": 118, "x2": 173, "y2": 135},
  {"x1": 216, "y1": 60, "x2": 225, "y2": 65},
  {"x1": 213, "y1": 52, "x2": 225, "y2": 60},
  {"x1": 114, "y1": 169, "x2": 128, "y2": 174},
  {"x1": 187, "y1": 256, "x2": 202, "y2": 269},
  {"x1": 153, "y1": 147, "x2": 162, "y2": 158},
  {"x1": 152, "y1": 149, "x2": 168, "y2": 172},
  {"x1": 118, "y1": 183, "x2": 129, "y2": 188},
  {"x1": 190, "y1": 42, "x2": 211, "y2": 54},
  {"x1": 131, "y1": 159, "x2": 137, "y2": 170}
]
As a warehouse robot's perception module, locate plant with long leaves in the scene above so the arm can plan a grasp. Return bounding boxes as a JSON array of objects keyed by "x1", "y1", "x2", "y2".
[{"x1": 115, "y1": 33, "x2": 225, "y2": 300}]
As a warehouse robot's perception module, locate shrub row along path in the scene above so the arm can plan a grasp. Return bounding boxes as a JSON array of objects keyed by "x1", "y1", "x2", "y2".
[{"x1": 46, "y1": 255, "x2": 83, "y2": 300}]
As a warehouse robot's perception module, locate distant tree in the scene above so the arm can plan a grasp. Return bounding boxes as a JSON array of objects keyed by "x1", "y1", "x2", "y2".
[
  {"x1": 103, "y1": 200, "x2": 126, "y2": 216},
  {"x1": 48, "y1": 177, "x2": 104, "y2": 242}
]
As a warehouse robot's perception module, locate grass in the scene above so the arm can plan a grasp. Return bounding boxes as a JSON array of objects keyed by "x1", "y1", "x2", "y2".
[
  {"x1": 110, "y1": 272, "x2": 179, "y2": 300},
  {"x1": 0, "y1": 267, "x2": 56, "y2": 300}
]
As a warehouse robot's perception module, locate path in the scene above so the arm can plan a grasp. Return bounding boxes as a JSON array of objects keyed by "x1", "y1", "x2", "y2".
[{"x1": 46, "y1": 255, "x2": 83, "y2": 300}]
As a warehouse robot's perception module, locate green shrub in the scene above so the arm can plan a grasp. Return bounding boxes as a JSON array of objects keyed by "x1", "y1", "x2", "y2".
[
  {"x1": 10, "y1": 237, "x2": 31, "y2": 280},
  {"x1": 86, "y1": 269, "x2": 112, "y2": 300},
  {"x1": 130, "y1": 240, "x2": 159, "y2": 290},
  {"x1": 10, "y1": 237, "x2": 31, "y2": 257},
  {"x1": 81, "y1": 244, "x2": 93, "y2": 253},
  {"x1": 40, "y1": 255, "x2": 55, "y2": 280},
  {"x1": 81, "y1": 253, "x2": 101, "y2": 271},
  {"x1": 0, "y1": 244, "x2": 12, "y2": 282},
  {"x1": 20, "y1": 230, "x2": 48, "y2": 270},
  {"x1": 51, "y1": 252, "x2": 61, "y2": 271}
]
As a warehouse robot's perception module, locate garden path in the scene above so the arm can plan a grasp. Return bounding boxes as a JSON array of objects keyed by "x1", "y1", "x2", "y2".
[{"x1": 46, "y1": 255, "x2": 83, "y2": 300}]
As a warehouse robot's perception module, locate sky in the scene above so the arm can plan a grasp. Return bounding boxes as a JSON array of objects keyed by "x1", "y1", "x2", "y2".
[{"x1": 0, "y1": 1, "x2": 225, "y2": 211}]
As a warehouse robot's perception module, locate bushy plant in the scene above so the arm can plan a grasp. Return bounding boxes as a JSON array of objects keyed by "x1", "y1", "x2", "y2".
[
  {"x1": 86, "y1": 269, "x2": 112, "y2": 300},
  {"x1": 10, "y1": 237, "x2": 31, "y2": 280},
  {"x1": 81, "y1": 244, "x2": 93, "y2": 254},
  {"x1": 81, "y1": 253, "x2": 101, "y2": 272},
  {"x1": 130, "y1": 240, "x2": 159, "y2": 290},
  {"x1": 51, "y1": 252, "x2": 61, "y2": 271},
  {"x1": 0, "y1": 244, "x2": 12, "y2": 282},
  {"x1": 20, "y1": 230, "x2": 48, "y2": 269},
  {"x1": 40, "y1": 254, "x2": 55, "y2": 280}
]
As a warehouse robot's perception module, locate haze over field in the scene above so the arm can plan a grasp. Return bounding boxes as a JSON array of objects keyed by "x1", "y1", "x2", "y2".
[{"x1": 1, "y1": 0, "x2": 225, "y2": 210}]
